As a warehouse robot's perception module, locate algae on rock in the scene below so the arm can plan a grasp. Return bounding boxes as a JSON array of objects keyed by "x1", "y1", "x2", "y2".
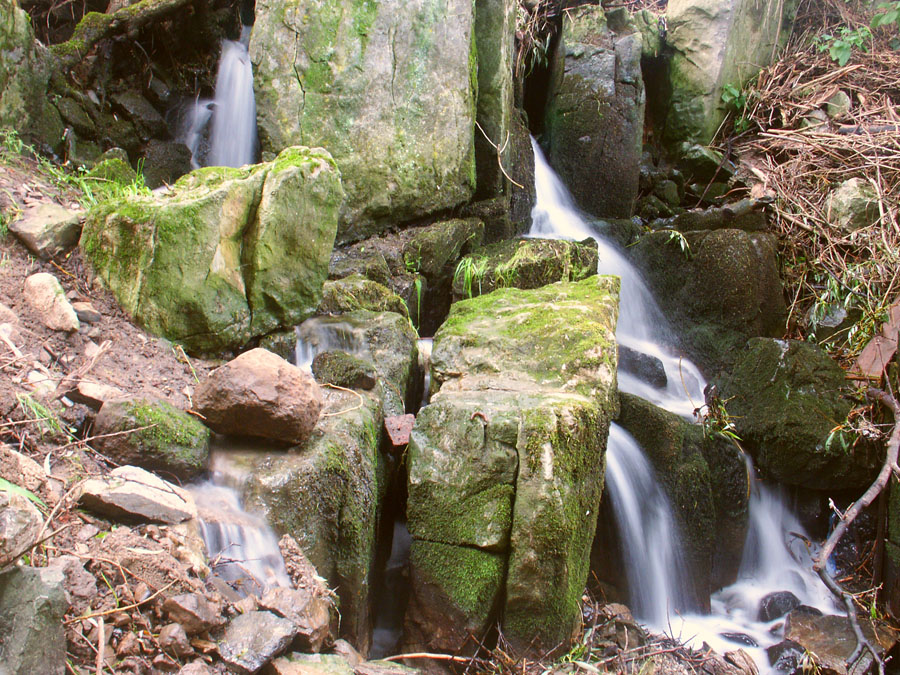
[
  {"x1": 250, "y1": 0, "x2": 477, "y2": 243},
  {"x1": 81, "y1": 147, "x2": 344, "y2": 354},
  {"x1": 406, "y1": 275, "x2": 620, "y2": 655}
]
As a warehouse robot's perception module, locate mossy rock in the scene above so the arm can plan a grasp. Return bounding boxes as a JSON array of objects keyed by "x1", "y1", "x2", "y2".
[
  {"x1": 238, "y1": 387, "x2": 386, "y2": 651},
  {"x1": 433, "y1": 275, "x2": 620, "y2": 402},
  {"x1": 81, "y1": 147, "x2": 343, "y2": 354},
  {"x1": 312, "y1": 351, "x2": 377, "y2": 390},
  {"x1": 629, "y1": 228, "x2": 785, "y2": 373},
  {"x1": 250, "y1": 0, "x2": 477, "y2": 242},
  {"x1": 402, "y1": 218, "x2": 485, "y2": 280},
  {"x1": 452, "y1": 237, "x2": 598, "y2": 301},
  {"x1": 92, "y1": 396, "x2": 210, "y2": 480},
  {"x1": 719, "y1": 338, "x2": 875, "y2": 490},
  {"x1": 318, "y1": 275, "x2": 408, "y2": 318}
]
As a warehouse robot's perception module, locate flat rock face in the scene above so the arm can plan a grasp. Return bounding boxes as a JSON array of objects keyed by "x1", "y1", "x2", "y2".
[
  {"x1": 544, "y1": 5, "x2": 645, "y2": 218},
  {"x1": 217, "y1": 610, "x2": 298, "y2": 675},
  {"x1": 250, "y1": 0, "x2": 476, "y2": 243},
  {"x1": 0, "y1": 566, "x2": 68, "y2": 675},
  {"x1": 81, "y1": 147, "x2": 343, "y2": 353},
  {"x1": 196, "y1": 348, "x2": 323, "y2": 445},
  {"x1": 784, "y1": 611, "x2": 894, "y2": 674},
  {"x1": 79, "y1": 465, "x2": 198, "y2": 524},
  {"x1": 9, "y1": 203, "x2": 82, "y2": 259},
  {"x1": 23, "y1": 272, "x2": 79, "y2": 332},
  {"x1": 406, "y1": 275, "x2": 620, "y2": 655},
  {"x1": 664, "y1": 0, "x2": 795, "y2": 145}
]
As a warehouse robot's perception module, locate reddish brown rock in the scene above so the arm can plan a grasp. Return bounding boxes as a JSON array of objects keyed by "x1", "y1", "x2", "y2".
[
  {"x1": 384, "y1": 414, "x2": 415, "y2": 450},
  {"x1": 195, "y1": 348, "x2": 323, "y2": 445}
]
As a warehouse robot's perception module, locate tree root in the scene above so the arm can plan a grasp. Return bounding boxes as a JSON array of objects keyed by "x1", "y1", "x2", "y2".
[{"x1": 812, "y1": 386, "x2": 900, "y2": 675}]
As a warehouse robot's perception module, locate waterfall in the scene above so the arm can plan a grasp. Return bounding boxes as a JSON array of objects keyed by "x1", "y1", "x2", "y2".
[
  {"x1": 605, "y1": 423, "x2": 695, "y2": 627},
  {"x1": 530, "y1": 138, "x2": 705, "y2": 418},
  {"x1": 530, "y1": 140, "x2": 836, "y2": 672},
  {"x1": 294, "y1": 318, "x2": 369, "y2": 372},
  {"x1": 189, "y1": 450, "x2": 291, "y2": 597},
  {"x1": 178, "y1": 26, "x2": 257, "y2": 169},
  {"x1": 207, "y1": 27, "x2": 257, "y2": 168}
]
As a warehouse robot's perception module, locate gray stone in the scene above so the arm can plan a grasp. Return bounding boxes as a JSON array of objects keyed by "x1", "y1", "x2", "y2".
[
  {"x1": 70, "y1": 301, "x2": 102, "y2": 323},
  {"x1": 140, "y1": 140, "x2": 193, "y2": 189},
  {"x1": 79, "y1": 465, "x2": 198, "y2": 524},
  {"x1": 0, "y1": 442, "x2": 46, "y2": 494},
  {"x1": 312, "y1": 351, "x2": 378, "y2": 390},
  {"x1": 825, "y1": 90, "x2": 852, "y2": 119},
  {"x1": 65, "y1": 379, "x2": 125, "y2": 410},
  {"x1": 217, "y1": 610, "x2": 297, "y2": 674},
  {"x1": 111, "y1": 91, "x2": 168, "y2": 140},
  {"x1": 92, "y1": 395, "x2": 210, "y2": 480},
  {"x1": 758, "y1": 590, "x2": 801, "y2": 622},
  {"x1": 46, "y1": 554, "x2": 97, "y2": 614},
  {"x1": 9, "y1": 203, "x2": 82, "y2": 259},
  {"x1": 268, "y1": 653, "x2": 354, "y2": 675},
  {"x1": 251, "y1": 0, "x2": 476, "y2": 243},
  {"x1": 663, "y1": 0, "x2": 797, "y2": 145},
  {"x1": 195, "y1": 348, "x2": 322, "y2": 445},
  {"x1": 0, "y1": 566, "x2": 68, "y2": 675},
  {"x1": 0, "y1": 489, "x2": 43, "y2": 565},
  {"x1": 159, "y1": 623, "x2": 193, "y2": 658},
  {"x1": 544, "y1": 5, "x2": 645, "y2": 218},
  {"x1": 826, "y1": 177, "x2": 880, "y2": 232},
  {"x1": 23, "y1": 272, "x2": 79, "y2": 332},
  {"x1": 783, "y1": 611, "x2": 893, "y2": 675},
  {"x1": 163, "y1": 593, "x2": 226, "y2": 634},
  {"x1": 318, "y1": 275, "x2": 409, "y2": 319},
  {"x1": 258, "y1": 586, "x2": 332, "y2": 653}
]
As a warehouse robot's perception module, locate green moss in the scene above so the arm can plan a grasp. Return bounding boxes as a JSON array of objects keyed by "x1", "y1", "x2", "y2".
[
  {"x1": 411, "y1": 540, "x2": 504, "y2": 619},
  {"x1": 126, "y1": 400, "x2": 208, "y2": 458}
]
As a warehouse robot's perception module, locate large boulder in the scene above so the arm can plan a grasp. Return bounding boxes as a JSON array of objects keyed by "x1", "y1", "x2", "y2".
[
  {"x1": 92, "y1": 395, "x2": 210, "y2": 480},
  {"x1": 452, "y1": 237, "x2": 598, "y2": 301},
  {"x1": 250, "y1": 0, "x2": 476, "y2": 243},
  {"x1": 543, "y1": 5, "x2": 645, "y2": 218},
  {"x1": 81, "y1": 147, "x2": 344, "y2": 353},
  {"x1": 663, "y1": 0, "x2": 797, "y2": 146},
  {"x1": 719, "y1": 338, "x2": 875, "y2": 490},
  {"x1": 0, "y1": 566, "x2": 68, "y2": 675},
  {"x1": 234, "y1": 386, "x2": 385, "y2": 653},
  {"x1": 406, "y1": 275, "x2": 620, "y2": 655},
  {"x1": 195, "y1": 348, "x2": 323, "y2": 445},
  {"x1": 0, "y1": 0, "x2": 63, "y2": 149},
  {"x1": 630, "y1": 228, "x2": 785, "y2": 372}
]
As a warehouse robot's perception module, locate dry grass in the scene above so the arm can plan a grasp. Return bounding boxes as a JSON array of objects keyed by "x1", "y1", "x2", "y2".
[{"x1": 722, "y1": 0, "x2": 900, "y2": 367}]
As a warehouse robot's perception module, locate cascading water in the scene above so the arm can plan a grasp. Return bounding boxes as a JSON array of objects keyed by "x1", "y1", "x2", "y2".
[
  {"x1": 177, "y1": 26, "x2": 257, "y2": 169},
  {"x1": 294, "y1": 318, "x2": 369, "y2": 372},
  {"x1": 530, "y1": 139, "x2": 836, "y2": 672},
  {"x1": 189, "y1": 448, "x2": 291, "y2": 596},
  {"x1": 605, "y1": 423, "x2": 696, "y2": 627},
  {"x1": 530, "y1": 138, "x2": 705, "y2": 418}
]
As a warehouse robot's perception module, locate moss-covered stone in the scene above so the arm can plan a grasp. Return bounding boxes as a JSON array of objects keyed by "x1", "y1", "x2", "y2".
[
  {"x1": 718, "y1": 338, "x2": 875, "y2": 490},
  {"x1": 80, "y1": 147, "x2": 343, "y2": 354},
  {"x1": 92, "y1": 396, "x2": 210, "y2": 480},
  {"x1": 250, "y1": 0, "x2": 477, "y2": 242},
  {"x1": 0, "y1": 0, "x2": 64, "y2": 150},
  {"x1": 402, "y1": 218, "x2": 485, "y2": 280},
  {"x1": 452, "y1": 237, "x2": 598, "y2": 300},
  {"x1": 629, "y1": 228, "x2": 785, "y2": 373},
  {"x1": 433, "y1": 275, "x2": 620, "y2": 402},
  {"x1": 406, "y1": 274, "x2": 620, "y2": 655},
  {"x1": 312, "y1": 351, "x2": 377, "y2": 390},
  {"x1": 318, "y1": 275, "x2": 408, "y2": 318},
  {"x1": 238, "y1": 386, "x2": 385, "y2": 651}
]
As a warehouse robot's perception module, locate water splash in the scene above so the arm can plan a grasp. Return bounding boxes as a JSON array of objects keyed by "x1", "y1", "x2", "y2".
[{"x1": 294, "y1": 318, "x2": 369, "y2": 372}]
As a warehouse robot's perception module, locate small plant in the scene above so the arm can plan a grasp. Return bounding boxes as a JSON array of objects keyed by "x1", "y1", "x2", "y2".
[
  {"x1": 697, "y1": 390, "x2": 741, "y2": 443},
  {"x1": 721, "y1": 83, "x2": 753, "y2": 133},
  {"x1": 15, "y1": 392, "x2": 75, "y2": 441},
  {"x1": 872, "y1": 1, "x2": 900, "y2": 48},
  {"x1": 665, "y1": 230, "x2": 692, "y2": 259},
  {"x1": 454, "y1": 256, "x2": 489, "y2": 298},
  {"x1": 814, "y1": 25, "x2": 873, "y2": 66}
]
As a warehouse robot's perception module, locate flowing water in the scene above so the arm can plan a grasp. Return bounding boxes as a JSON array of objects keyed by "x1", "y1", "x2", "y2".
[
  {"x1": 530, "y1": 138, "x2": 705, "y2": 418},
  {"x1": 189, "y1": 448, "x2": 291, "y2": 596},
  {"x1": 177, "y1": 26, "x2": 257, "y2": 169},
  {"x1": 530, "y1": 139, "x2": 835, "y2": 671},
  {"x1": 294, "y1": 317, "x2": 369, "y2": 372}
]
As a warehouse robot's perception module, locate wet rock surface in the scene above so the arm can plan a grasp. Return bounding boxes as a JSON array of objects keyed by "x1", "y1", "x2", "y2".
[
  {"x1": 79, "y1": 464, "x2": 198, "y2": 524},
  {"x1": 217, "y1": 610, "x2": 298, "y2": 674}
]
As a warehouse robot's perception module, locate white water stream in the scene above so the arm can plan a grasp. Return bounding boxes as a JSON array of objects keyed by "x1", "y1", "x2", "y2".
[
  {"x1": 178, "y1": 26, "x2": 257, "y2": 169},
  {"x1": 530, "y1": 139, "x2": 836, "y2": 671}
]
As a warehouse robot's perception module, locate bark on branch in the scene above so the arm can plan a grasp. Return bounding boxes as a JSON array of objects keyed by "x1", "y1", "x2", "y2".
[
  {"x1": 812, "y1": 387, "x2": 900, "y2": 675},
  {"x1": 51, "y1": 0, "x2": 195, "y2": 70}
]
